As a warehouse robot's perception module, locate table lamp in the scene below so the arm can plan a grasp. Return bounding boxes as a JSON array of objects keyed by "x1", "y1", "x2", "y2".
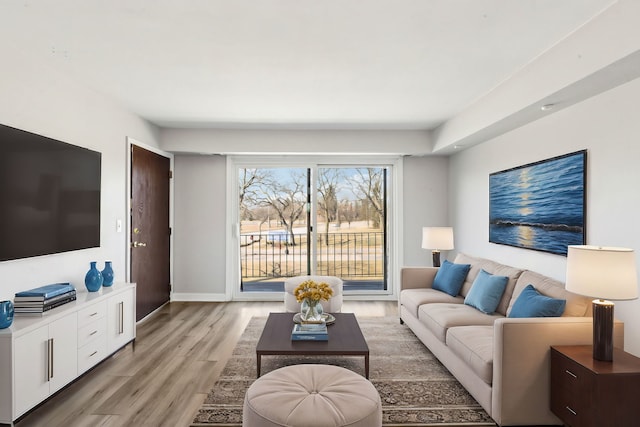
[
  {"x1": 421, "y1": 227, "x2": 454, "y2": 267},
  {"x1": 565, "y1": 245, "x2": 638, "y2": 361}
]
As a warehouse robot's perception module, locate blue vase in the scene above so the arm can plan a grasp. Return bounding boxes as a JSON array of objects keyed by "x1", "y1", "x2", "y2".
[
  {"x1": 85, "y1": 261, "x2": 103, "y2": 292},
  {"x1": 0, "y1": 301, "x2": 13, "y2": 329},
  {"x1": 101, "y1": 261, "x2": 114, "y2": 287}
]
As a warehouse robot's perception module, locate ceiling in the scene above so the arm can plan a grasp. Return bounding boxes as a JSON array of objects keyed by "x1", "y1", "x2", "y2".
[{"x1": 0, "y1": 1, "x2": 618, "y2": 132}]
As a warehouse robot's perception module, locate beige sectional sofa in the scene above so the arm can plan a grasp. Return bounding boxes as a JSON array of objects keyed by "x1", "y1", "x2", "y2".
[{"x1": 399, "y1": 253, "x2": 624, "y2": 427}]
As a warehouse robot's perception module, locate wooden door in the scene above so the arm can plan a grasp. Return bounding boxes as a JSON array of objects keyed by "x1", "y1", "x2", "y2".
[{"x1": 130, "y1": 145, "x2": 171, "y2": 321}]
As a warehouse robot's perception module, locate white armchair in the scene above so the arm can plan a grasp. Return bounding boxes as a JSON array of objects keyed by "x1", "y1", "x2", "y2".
[{"x1": 284, "y1": 275, "x2": 344, "y2": 313}]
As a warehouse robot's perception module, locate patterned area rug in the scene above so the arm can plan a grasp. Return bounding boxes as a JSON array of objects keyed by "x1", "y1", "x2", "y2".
[{"x1": 192, "y1": 316, "x2": 495, "y2": 426}]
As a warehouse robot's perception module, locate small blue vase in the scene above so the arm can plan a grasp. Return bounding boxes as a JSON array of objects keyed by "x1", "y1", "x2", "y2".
[
  {"x1": 85, "y1": 261, "x2": 103, "y2": 292},
  {"x1": 0, "y1": 301, "x2": 14, "y2": 329},
  {"x1": 101, "y1": 261, "x2": 114, "y2": 287}
]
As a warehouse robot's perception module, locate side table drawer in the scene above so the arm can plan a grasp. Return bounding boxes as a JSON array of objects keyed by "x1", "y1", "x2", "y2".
[
  {"x1": 551, "y1": 352, "x2": 591, "y2": 389},
  {"x1": 78, "y1": 338, "x2": 107, "y2": 374},
  {"x1": 550, "y1": 385, "x2": 587, "y2": 427},
  {"x1": 550, "y1": 348, "x2": 594, "y2": 427},
  {"x1": 77, "y1": 317, "x2": 107, "y2": 348},
  {"x1": 77, "y1": 301, "x2": 107, "y2": 324}
]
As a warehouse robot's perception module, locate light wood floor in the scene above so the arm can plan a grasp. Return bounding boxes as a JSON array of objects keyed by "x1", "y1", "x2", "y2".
[{"x1": 16, "y1": 300, "x2": 398, "y2": 427}]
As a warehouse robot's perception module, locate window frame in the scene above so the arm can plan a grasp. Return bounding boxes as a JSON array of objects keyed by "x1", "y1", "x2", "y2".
[{"x1": 226, "y1": 155, "x2": 403, "y2": 302}]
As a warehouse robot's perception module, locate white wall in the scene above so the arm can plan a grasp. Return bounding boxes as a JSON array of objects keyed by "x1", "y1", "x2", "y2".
[
  {"x1": 172, "y1": 155, "x2": 227, "y2": 300},
  {"x1": 160, "y1": 128, "x2": 432, "y2": 156},
  {"x1": 168, "y1": 147, "x2": 449, "y2": 298},
  {"x1": 402, "y1": 156, "x2": 450, "y2": 266},
  {"x1": 0, "y1": 40, "x2": 160, "y2": 301},
  {"x1": 449, "y1": 76, "x2": 640, "y2": 356}
]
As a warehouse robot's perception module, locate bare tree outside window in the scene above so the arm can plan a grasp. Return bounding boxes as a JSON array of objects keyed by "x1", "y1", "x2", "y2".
[
  {"x1": 239, "y1": 168, "x2": 271, "y2": 221},
  {"x1": 338, "y1": 199, "x2": 358, "y2": 227},
  {"x1": 317, "y1": 168, "x2": 344, "y2": 245},
  {"x1": 350, "y1": 168, "x2": 384, "y2": 229},
  {"x1": 257, "y1": 169, "x2": 306, "y2": 246}
]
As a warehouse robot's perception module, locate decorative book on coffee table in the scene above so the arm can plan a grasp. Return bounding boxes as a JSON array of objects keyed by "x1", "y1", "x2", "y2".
[{"x1": 291, "y1": 323, "x2": 329, "y2": 341}]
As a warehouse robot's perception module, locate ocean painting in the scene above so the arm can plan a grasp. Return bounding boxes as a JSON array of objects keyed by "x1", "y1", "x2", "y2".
[{"x1": 489, "y1": 150, "x2": 586, "y2": 255}]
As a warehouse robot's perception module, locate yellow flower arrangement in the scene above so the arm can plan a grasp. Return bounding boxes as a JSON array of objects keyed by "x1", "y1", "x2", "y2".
[{"x1": 293, "y1": 280, "x2": 334, "y2": 303}]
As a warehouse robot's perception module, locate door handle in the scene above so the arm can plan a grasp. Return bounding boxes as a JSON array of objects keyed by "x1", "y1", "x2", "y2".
[{"x1": 132, "y1": 241, "x2": 147, "y2": 248}]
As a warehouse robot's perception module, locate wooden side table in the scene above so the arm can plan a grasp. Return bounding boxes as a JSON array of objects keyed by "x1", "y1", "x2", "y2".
[{"x1": 550, "y1": 345, "x2": 640, "y2": 427}]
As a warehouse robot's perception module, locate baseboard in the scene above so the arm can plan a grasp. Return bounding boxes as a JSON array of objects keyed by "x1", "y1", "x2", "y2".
[{"x1": 171, "y1": 292, "x2": 228, "y2": 302}]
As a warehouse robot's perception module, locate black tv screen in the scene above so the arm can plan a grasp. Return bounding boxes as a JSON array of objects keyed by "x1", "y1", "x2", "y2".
[{"x1": 0, "y1": 123, "x2": 101, "y2": 261}]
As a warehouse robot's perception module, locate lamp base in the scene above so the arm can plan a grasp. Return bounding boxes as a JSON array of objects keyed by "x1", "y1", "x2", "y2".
[
  {"x1": 432, "y1": 250, "x2": 441, "y2": 268},
  {"x1": 592, "y1": 299, "x2": 614, "y2": 362}
]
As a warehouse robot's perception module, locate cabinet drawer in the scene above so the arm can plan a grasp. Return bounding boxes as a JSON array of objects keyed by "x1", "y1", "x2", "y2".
[
  {"x1": 550, "y1": 385, "x2": 587, "y2": 427},
  {"x1": 550, "y1": 349, "x2": 594, "y2": 426},
  {"x1": 77, "y1": 301, "x2": 107, "y2": 324},
  {"x1": 77, "y1": 317, "x2": 107, "y2": 348},
  {"x1": 551, "y1": 358, "x2": 591, "y2": 392},
  {"x1": 77, "y1": 338, "x2": 107, "y2": 374}
]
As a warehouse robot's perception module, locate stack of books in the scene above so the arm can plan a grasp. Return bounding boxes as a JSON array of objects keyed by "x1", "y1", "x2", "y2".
[
  {"x1": 14, "y1": 283, "x2": 77, "y2": 316},
  {"x1": 291, "y1": 322, "x2": 328, "y2": 341}
]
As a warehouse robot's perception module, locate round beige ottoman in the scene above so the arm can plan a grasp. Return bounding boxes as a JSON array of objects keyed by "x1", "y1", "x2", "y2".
[{"x1": 243, "y1": 364, "x2": 382, "y2": 427}]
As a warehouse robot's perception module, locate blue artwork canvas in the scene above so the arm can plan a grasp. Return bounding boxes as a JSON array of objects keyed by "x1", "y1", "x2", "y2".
[{"x1": 489, "y1": 150, "x2": 586, "y2": 255}]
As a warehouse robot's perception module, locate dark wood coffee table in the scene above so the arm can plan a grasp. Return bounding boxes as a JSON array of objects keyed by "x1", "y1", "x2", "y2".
[{"x1": 256, "y1": 312, "x2": 370, "y2": 378}]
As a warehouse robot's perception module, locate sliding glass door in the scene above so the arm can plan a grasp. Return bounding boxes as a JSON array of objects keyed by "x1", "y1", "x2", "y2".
[
  {"x1": 239, "y1": 167, "x2": 310, "y2": 291},
  {"x1": 314, "y1": 167, "x2": 387, "y2": 291},
  {"x1": 237, "y1": 164, "x2": 389, "y2": 294}
]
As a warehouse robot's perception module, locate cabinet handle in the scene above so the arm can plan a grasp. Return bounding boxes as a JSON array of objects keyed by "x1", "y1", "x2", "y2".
[
  {"x1": 566, "y1": 406, "x2": 577, "y2": 416},
  {"x1": 564, "y1": 369, "x2": 578, "y2": 379},
  {"x1": 118, "y1": 301, "x2": 124, "y2": 334},
  {"x1": 47, "y1": 338, "x2": 54, "y2": 381},
  {"x1": 90, "y1": 330, "x2": 98, "y2": 336},
  {"x1": 89, "y1": 351, "x2": 98, "y2": 357},
  {"x1": 90, "y1": 312, "x2": 98, "y2": 317}
]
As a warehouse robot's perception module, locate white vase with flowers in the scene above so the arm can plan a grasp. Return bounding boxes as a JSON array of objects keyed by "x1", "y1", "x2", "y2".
[{"x1": 293, "y1": 280, "x2": 334, "y2": 322}]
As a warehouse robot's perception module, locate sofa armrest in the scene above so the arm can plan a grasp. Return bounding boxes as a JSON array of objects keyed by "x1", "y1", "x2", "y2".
[
  {"x1": 400, "y1": 267, "x2": 438, "y2": 291},
  {"x1": 491, "y1": 317, "x2": 624, "y2": 426}
]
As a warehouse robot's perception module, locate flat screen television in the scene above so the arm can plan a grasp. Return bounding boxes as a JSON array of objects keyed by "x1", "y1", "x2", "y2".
[{"x1": 0, "y1": 123, "x2": 101, "y2": 261}]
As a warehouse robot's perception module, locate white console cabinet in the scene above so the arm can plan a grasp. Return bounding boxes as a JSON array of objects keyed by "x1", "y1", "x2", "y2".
[{"x1": 0, "y1": 283, "x2": 136, "y2": 424}]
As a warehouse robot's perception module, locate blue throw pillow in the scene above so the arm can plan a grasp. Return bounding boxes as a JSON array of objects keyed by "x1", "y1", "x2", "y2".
[
  {"x1": 432, "y1": 260, "x2": 471, "y2": 297},
  {"x1": 464, "y1": 269, "x2": 508, "y2": 314},
  {"x1": 508, "y1": 284, "x2": 566, "y2": 318}
]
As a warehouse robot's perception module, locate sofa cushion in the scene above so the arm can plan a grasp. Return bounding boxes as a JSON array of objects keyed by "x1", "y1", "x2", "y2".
[
  {"x1": 464, "y1": 269, "x2": 508, "y2": 314},
  {"x1": 454, "y1": 253, "x2": 524, "y2": 316},
  {"x1": 508, "y1": 284, "x2": 566, "y2": 318},
  {"x1": 418, "y1": 303, "x2": 502, "y2": 342},
  {"x1": 508, "y1": 270, "x2": 592, "y2": 317},
  {"x1": 446, "y1": 326, "x2": 494, "y2": 385},
  {"x1": 400, "y1": 288, "x2": 464, "y2": 318},
  {"x1": 432, "y1": 260, "x2": 471, "y2": 296}
]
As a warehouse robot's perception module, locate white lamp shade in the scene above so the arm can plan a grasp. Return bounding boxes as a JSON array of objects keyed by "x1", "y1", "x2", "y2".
[
  {"x1": 421, "y1": 227, "x2": 454, "y2": 251},
  {"x1": 566, "y1": 245, "x2": 639, "y2": 300}
]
